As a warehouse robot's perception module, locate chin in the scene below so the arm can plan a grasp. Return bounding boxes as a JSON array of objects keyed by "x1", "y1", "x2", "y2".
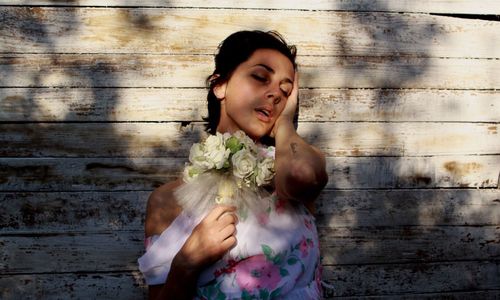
[{"x1": 247, "y1": 126, "x2": 271, "y2": 140}]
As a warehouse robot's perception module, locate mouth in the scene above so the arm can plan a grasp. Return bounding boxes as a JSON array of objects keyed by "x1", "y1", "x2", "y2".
[{"x1": 255, "y1": 107, "x2": 273, "y2": 122}]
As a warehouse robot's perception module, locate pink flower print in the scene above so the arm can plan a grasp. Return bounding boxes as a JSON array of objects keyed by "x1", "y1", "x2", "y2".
[
  {"x1": 213, "y1": 259, "x2": 238, "y2": 277},
  {"x1": 256, "y1": 211, "x2": 269, "y2": 225},
  {"x1": 235, "y1": 254, "x2": 281, "y2": 291},
  {"x1": 299, "y1": 236, "x2": 309, "y2": 258},
  {"x1": 275, "y1": 198, "x2": 287, "y2": 214},
  {"x1": 299, "y1": 236, "x2": 314, "y2": 258},
  {"x1": 304, "y1": 217, "x2": 313, "y2": 231}
]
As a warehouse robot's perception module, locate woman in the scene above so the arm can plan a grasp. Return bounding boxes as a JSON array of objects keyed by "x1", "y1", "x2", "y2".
[{"x1": 138, "y1": 30, "x2": 328, "y2": 299}]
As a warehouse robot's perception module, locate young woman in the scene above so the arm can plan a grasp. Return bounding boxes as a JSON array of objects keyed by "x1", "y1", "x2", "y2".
[{"x1": 138, "y1": 30, "x2": 328, "y2": 299}]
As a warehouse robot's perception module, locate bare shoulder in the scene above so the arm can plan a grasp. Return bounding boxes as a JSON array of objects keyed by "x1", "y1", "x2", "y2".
[{"x1": 145, "y1": 178, "x2": 184, "y2": 237}]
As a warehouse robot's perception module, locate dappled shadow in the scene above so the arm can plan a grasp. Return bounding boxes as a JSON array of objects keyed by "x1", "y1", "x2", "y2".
[
  {"x1": 0, "y1": 4, "x2": 205, "y2": 299},
  {"x1": 313, "y1": 2, "x2": 499, "y2": 298}
]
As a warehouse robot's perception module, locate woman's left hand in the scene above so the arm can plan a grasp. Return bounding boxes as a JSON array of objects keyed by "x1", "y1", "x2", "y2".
[{"x1": 270, "y1": 72, "x2": 299, "y2": 138}]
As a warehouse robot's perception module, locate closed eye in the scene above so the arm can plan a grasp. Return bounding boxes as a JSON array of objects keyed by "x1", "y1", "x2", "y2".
[
  {"x1": 280, "y1": 83, "x2": 293, "y2": 96},
  {"x1": 251, "y1": 74, "x2": 267, "y2": 82}
]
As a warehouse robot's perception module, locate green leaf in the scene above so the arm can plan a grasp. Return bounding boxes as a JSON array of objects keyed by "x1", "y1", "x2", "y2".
[
  {"x1": 261, "y1": 244, "x2": 274, "y2": 261},
  {"x1": 287, "y1": 257, "x2": 298, "y2": 265},
  {"x1": 215, "y1": 292, "x2": 226, "y2": 300},
  {"x1": 226, "y1": 136, "x2": 243, "y2": 154},
  {"x1": 241, "y1": 289, "x2": 253, "y2": 300},
  {"x1": 280, "y1": 268, "x2": 290, "y2": 277},
  {"x1": 273, "y1": 251, "x2": 286, "y2": 265},
  {"x1": 214, "y1": 282, "x2": 227, "y2": 300},
  {"x1": 270, "y1": 287, "x2": 282, "y2": 299},
  {"x1": 259, "y1": 289, "x2": 270, "y2": 300}
]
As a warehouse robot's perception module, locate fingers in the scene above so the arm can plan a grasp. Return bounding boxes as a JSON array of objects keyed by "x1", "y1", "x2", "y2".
[
  {"x1": 205, "y1": 205, "x2": 236, "y2": 222},
  {"x1": 217, "y1": 211, "x2": 238, "y2": 226},
  {"x1": 219, "y1": 223, "x2": 236, "y2": 239},
  {"x1": 221, "y1": 235, "x2": 237, "y2": 251},
  {"x1": 291, "y1": 71, "x2": 299, "y2": 97}
]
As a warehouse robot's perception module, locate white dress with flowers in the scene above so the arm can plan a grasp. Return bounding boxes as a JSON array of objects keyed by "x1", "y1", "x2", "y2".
[
  {"x1": 138, "y1": 194, "x2": 323, "y2": 299},
  {"x1": 137, "y1": 131, "x2": 324, "y2": 299}
]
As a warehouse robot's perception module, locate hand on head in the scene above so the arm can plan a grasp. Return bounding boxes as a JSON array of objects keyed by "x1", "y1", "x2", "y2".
[{"x1": 270, "y1": 71, "x2": 299, "y2": 138}]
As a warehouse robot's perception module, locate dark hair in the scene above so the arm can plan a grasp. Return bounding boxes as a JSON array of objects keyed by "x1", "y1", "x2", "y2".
[{"x1": 204, "y1": 30, "x2": 297, "y2": 136}]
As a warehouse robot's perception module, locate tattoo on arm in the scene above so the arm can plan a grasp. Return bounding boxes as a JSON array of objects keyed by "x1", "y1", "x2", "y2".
[{"x1": 290, "y1": 142, "x2": 298, "y2": 155}]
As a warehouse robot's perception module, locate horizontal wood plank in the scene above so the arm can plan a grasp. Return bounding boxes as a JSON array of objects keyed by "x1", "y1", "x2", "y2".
[
  {"x1": 316, "y1": 189, "x2": 500, "y2": 227},
  {"x1": 0, "y1": 271, "x2": 146, "y2": 299},
  {"x1": 0, "y1": 191, "x2": 149, "y2": 232},
  {"x1": 1, "y1": 189, "x2": 498, "y2": 232},
  {"x1": 323, "y1": 261, "x2": 500, "y2": 296},
  {"x1": 0, "y1": 1, "x2": 499, "y2": 14},
  {"x1": 338, "y1": 291, "x2": 500, "y2": 300},
  {"x1": 0, "y1": 231, "x2": 144, "y2": 274},
  {"x1": 1, "y1": 88, "x2": 499, "y2": 122},
  {"x1": 0, "y1": 156, "x2": 498, "y2": 191},
  {"x1": 318, "y1": 225, "x2": 500, "y2": 265},
  {"x1": 1, "y1": 122, "x2": 499, "y2": 157},
  {"x1": 1, "y1": 8, "x2": 499, "y2": 58},
  {"x1": 1, "y1": 54, "x2": 499, "y2": 89},
  {"x1": 1, "y1": 226, "x2": 498, "y2": 273}
]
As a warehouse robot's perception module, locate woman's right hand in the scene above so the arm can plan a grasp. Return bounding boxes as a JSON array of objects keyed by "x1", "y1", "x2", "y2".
[{"x1": 172, "y1": 205, "x2": 238, "y2": 273}]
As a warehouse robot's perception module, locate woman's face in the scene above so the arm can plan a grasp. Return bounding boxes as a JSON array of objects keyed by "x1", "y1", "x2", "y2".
[{"x1": 214, "y1": 48, "x2": 295, "y2": 140}]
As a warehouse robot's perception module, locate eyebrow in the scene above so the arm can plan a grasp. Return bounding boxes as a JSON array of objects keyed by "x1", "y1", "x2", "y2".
[{"x1": 253, "y1": 64, "x2": 293, "y2": 84}]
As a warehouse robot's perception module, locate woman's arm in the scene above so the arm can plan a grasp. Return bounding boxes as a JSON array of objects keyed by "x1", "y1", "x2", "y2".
[
  {"x1": 272, "y1": 72, "x2": 328, "y2": 208},
  {"x1": 149, "y1": 262, "x2": 199, "y2": 300}
]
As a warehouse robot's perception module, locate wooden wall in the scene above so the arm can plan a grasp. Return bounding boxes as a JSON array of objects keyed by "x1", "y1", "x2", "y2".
[{"x1": 1, "y1": 1, "x2": 499, "y2": 298}]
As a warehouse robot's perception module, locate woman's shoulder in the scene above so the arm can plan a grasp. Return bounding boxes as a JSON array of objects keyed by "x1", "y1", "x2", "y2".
[{"x1": 144, "y1": 178, "x2": 184, "y2": 238}]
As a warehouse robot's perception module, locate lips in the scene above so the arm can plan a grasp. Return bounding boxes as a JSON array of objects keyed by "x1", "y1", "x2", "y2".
[{"x1": 255, "y1": 106, "x2": 273, "y2": 122}]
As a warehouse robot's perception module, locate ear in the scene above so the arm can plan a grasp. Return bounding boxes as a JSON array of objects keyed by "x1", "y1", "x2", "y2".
[{"x1": 213, "y1": 81, "x2": 227, "y2": 100}]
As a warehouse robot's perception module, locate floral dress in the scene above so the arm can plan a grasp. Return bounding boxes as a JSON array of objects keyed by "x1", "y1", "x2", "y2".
[{"x1": 138, "y1": 195, "x2": 323, "y2": 299}]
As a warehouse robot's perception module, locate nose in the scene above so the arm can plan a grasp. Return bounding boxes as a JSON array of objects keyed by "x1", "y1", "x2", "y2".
[{"x1": 265, "y1": 85, "x2": 281, "y2": 105}]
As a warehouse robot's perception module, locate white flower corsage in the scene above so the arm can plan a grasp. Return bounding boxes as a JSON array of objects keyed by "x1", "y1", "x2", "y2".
[
  {"x1": 175, "y1": 131, "x2": 276, "y2": 217},
  {"x1": 183, "y1": 131, "x2": 275, "y2": 188}
]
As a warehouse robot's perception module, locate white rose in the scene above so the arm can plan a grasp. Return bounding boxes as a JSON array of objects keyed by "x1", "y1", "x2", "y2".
[
  {"x1": 256, "y1": 157, "x2": 275, "y2": 186},
  {"x1": 204, "y1": 133, "x2": 230, "y2": 169},
  {"x1": 231, "y1": 148, "x2": 257, "y2": 180},
  {"x1": 188, "y1": 143, "x2": 211, "y2": 170}
]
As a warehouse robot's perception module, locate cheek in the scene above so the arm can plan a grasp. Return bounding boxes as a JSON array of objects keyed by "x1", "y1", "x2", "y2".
[{"x1": 228, "y1": 80, "x2": 256, "y2": 103}]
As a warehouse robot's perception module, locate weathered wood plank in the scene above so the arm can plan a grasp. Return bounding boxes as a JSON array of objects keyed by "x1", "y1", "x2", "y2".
[
  {"x1": 337, "y1": 291, "x2": 500, "y2": 300},
  {"x1": 1, "y1": 8, "x2": 499, "y2": 58},
  {"x1": 323, "y1": 261, "x2": 500, "y2": 296},
  {"x1": 1, "y1": 54, "x2": 499, "y2": 89},
  {"x1": 0, "y1": 157, "x2": 179, "y2": 191},
  {"x1": 0, "y1": 191, "x2": 149, "y2": 232},
  {"x1": 316, "y1": 189, "x2": 500, "y2": 227},
  {"x1": 1, "y1": 88, "x2": 499, "y2": 122},
  {"x1": 0, "y1": 272, "x2": 147, "y2": 300},
  {"x1": 0, "y1": 1, "x2": 498, "y2": 15},
  {"x1": 0, "y1": 231, "x2": 144, "y2": 274},
  {"x1": 318, "y1": 225, "x2": 500, "y2": 265},
  {"x1": 1, "y1": 226, "x2": 497, "y2": 273},
  {"x1": 0, "y1": 156, "x2": 498, "y2": 191},
  {"x1": 1, "y1": 189, "x2": 498, "y2": 232},
  {"x1": 1, "y1": 122, "x2": 499, "y2": 157}
]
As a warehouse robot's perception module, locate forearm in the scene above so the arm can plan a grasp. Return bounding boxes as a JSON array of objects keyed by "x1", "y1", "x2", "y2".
[
  {"x1": 274, "y1": 119, "x2": 328, "y2": 202},
  {"x1": 150, "y1": 256, "x2": 200, "y2": 300}
]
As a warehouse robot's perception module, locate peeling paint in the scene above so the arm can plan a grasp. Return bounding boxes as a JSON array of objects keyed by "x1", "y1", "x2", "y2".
[{"x1": 444, "y1": 161, "x2": 482, "y2": 177}]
